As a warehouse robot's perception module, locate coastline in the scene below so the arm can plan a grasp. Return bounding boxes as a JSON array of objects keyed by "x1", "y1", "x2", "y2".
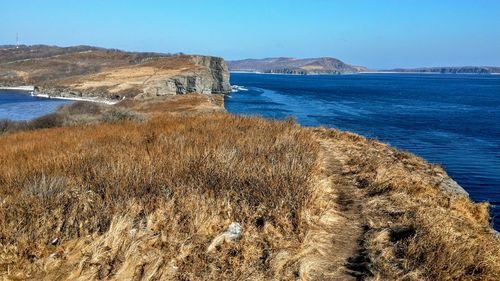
[
  {"x1": 230, "y1": 71, "x2": 500, "y2": 75},
  {"x1": 229, "y1": 71, "x2": 356, "y2": 76},
  {"x1": 31, "y1": 93, "x2": 120, "y2": 105},
  {"x1": 0, "y1": 86, "x2": 120, "y2": 105},
  {"x1": 0, "y1": 85, "x2": 35, "y2": 91}
]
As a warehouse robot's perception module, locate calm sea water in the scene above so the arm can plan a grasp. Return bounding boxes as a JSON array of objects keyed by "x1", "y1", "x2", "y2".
[
  {"x1": 226, "y1": 73, "x2": 500, "y2": 230},
  {"x1": 0, "y1": 90, "x2": 70, "y2": 121}
]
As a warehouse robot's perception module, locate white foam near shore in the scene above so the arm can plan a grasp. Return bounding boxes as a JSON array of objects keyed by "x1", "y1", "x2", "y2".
[
  {"x1": 0, "y1": 85, "x2": 35, "y2": 91},
  {"x1": 31, "y1": 93, "x2": 120, "y2": 105},
  {"x1": 231, "y1": 85, "x2": 249, "y2": 92}
]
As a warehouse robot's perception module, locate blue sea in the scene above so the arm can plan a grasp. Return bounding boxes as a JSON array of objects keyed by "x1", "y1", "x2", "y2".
[
  {"x1": 226, "y1": 73, "x2": 500, "y2": 230},
  {"x1": 0, "y1": 90, "x2": 70, "y2": 121}
]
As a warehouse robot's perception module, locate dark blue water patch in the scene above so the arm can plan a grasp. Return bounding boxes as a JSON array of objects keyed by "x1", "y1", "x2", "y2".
[
  {"x1": 226, "y1": 73, "x2": 500, "y2": 230},
  {"x1": 0, "y1": 90, "x2": 71, "y2": 121}
]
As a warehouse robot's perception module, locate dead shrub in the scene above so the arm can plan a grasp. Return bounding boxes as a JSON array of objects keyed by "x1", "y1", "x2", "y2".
[
  {"x1": 28, "y1": 112, "x2": 65, "y2": 129},
  {"x1": 0, "y1": 119, "x2": 28, "y2": 133},
  {"x1": 100, "y1": 107, "x2": 144, "y2": 123},
  {"x1": 59, "y1": 101, "x2": 102, "y2": 115}
]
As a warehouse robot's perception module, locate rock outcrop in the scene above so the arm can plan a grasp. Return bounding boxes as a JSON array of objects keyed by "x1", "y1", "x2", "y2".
[
  {"x1": 206, "y1": 222, "x2": 242, "y2": 253},
  {"x1": 141, "y1": 56, "x2": 230, "y2": 97}
]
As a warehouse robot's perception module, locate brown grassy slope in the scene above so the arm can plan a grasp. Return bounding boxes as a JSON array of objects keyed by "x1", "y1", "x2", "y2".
[
  {"x1": 314, "y1": 128, "x2": 500, "y2": 280},
  {"x1": 118, "y1": 94, "x2": 226, "y2": 116},
  {"x1": 0, "y1": 112, "x2": 320, "y2": 280},
  {"x1": 0, "y1": 95, "x2": 499, "y2": 280},
  {"x1": 0, "y1": 48, "x2": 153, "y2": 85}
]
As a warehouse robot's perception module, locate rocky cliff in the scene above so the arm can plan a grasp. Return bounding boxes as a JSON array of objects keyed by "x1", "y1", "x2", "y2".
[
  {"x1": 0, "y1": 45, "x2": 231, "y2": 100},
  {"x1": 142, "y1": 56, "x2": 230, "y2": 97}
]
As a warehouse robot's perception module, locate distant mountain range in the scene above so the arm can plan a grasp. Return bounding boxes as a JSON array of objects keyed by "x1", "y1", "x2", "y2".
[
  {"x1": 227, "y1": 57, "x2": 367, "y2": 74},
  {"x1": 227, "y1": 57, "x2": 500, "y2": 75}
]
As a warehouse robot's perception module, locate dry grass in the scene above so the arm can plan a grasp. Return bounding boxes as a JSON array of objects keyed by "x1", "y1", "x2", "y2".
[
  {"x1": 0, "y1": 46, "x2": 169, "y2": 85},
  {"x1": 118, "y1": 94, "x2": 225, "y2": 117},
  {"x1": 315, "y1": 128, "x2": 500, "y2": 281},
  {"x1": 0, "y1": 113, "x2": 319, "y2": 280},
  {"x1": 1, "y1": 95, "x2": 499, "y2": 280}
]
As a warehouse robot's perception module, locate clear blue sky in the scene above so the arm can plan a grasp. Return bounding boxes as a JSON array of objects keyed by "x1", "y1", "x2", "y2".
[{"x1": 1, "y1": 0, "x2": 499, "y2": 68}]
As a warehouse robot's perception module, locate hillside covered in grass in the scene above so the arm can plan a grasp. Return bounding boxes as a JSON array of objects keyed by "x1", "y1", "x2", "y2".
[{"x1": 0, "y1": 95, "x2": 499, "y2": 280}]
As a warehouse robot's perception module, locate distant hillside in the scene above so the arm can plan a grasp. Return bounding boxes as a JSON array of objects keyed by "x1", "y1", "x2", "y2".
[
  {"x1": 227, "y1": 57, "x2": 367, "y2": 74},
  {"x1": 386, "y1": 66, "x2": 500, "y2": 74}
]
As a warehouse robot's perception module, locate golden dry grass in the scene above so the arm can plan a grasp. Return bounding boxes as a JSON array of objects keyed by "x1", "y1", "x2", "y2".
[
  {"x1": 0, "y1": 113, "x2": 320, "y2": 280},
  {"x1": 118, "y1": 94, "x2": 225, "y2": 116}
]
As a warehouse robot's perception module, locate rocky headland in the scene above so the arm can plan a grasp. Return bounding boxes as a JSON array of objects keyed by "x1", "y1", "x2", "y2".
[
  {"x1": 0, "y1": 45, "x2": 231, "y2": 102},
  {"x1": 227, "y1": 57, "x2": 367, "y2": 74}
]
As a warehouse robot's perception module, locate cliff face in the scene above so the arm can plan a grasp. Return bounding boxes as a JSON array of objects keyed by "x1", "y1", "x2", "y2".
[
  {"x1": 144, "y1": 56, "x2": 230, "y2": 97},
  {"x1": 0, "y1": 45, "x2": 231, "y2": 100},
  {"x1": 191, "y1": 55, "x2": 231, "y2": 94}
]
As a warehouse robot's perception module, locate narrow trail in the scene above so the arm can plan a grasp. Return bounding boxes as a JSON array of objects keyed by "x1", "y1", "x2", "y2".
[{"x1": 299, "y1": 132, "x2": 368, "y2": 280}]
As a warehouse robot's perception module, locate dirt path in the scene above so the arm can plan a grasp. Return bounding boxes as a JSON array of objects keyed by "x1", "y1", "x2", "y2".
[{"x1": 299, "y1": 131, "x2": 369, "y2": 280}]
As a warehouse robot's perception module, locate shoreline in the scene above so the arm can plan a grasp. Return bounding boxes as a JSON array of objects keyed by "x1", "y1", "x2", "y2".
[
  {"x1": 31, "y1": 93, "x2": 120, "y2": 105},
  {"x1": 0, "y1": 85, "x2": 35, "y2": 91},
  {"x1": 230, "y1": 71, "x2": 500, "y2": 76},
  {"x1": 229, "y1": 71, "x2": 356, "y2": 76},
  {"x1": 1, "y1": 86, "x2": 120, "y2": 105}
]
